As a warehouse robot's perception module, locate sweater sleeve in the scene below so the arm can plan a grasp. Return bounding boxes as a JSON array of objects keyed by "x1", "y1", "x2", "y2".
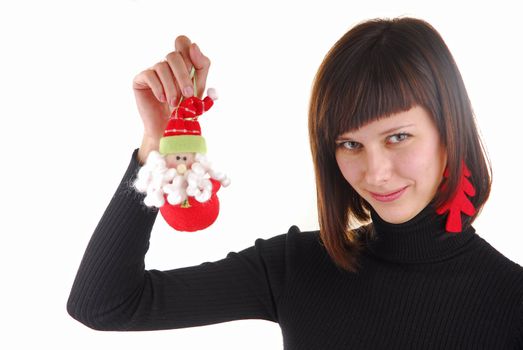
[
  {"x1": 516, "y1": 296, "x2": 523, "y2": 348},
  {"x1": 67, "y1": 149, "x2": 289, "y2": 331}
]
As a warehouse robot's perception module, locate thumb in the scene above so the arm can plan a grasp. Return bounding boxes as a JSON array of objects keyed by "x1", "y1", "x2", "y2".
[{"x1": 189, "y1": 43, "x2": 211, "y2": 98}]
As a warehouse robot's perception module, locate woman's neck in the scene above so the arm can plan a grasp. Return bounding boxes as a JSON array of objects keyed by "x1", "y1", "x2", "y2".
[{"x1": 363, "y1": 202, "x2": 477, "y2": 263}]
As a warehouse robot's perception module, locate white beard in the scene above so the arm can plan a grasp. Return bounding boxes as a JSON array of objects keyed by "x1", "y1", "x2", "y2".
[{"x1": 133, "y1": 151, "x2": 230, "y2": 208}]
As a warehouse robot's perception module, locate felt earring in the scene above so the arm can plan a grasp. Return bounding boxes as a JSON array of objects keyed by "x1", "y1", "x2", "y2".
[{"x1": 436, "y1": 161, "x2": 476, "y2": 233}]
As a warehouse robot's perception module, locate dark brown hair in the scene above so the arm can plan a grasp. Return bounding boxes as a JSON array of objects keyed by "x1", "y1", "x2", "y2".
[{"x1": 308, "y1": 17, "x2": 492, "y2": 273}]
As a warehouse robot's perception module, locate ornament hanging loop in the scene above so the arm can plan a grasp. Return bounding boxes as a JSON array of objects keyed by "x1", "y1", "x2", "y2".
[
  {"x1": 177, "y1": 67, "x2": 197, "y2": 102},
  {"x1": 172, "y1": 66, "x2": 197, "y2": 119}
]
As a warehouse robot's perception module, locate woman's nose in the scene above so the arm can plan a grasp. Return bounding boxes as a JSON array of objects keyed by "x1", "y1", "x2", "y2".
[{"x1": 364, "y1": 151, "x2": 392, "y2": 186}]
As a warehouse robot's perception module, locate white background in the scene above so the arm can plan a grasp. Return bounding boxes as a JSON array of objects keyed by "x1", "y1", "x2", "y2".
[{"x1": 1, "y1": 0, "x2": 522, "y2": 349}]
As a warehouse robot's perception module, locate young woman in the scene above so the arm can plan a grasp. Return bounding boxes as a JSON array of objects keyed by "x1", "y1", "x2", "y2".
[{"x1": 67, "y1": 17, "x2": 523, "y2": 348}]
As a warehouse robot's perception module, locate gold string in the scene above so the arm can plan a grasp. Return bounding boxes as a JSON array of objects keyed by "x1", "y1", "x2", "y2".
[{"x1": 176, "y1": 66, "x2": 196, "y2": 106}]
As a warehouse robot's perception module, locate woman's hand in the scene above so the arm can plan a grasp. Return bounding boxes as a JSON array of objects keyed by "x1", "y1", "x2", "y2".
[{"x1": 132, "y1": 35, "x2": 211, "y2": 164}]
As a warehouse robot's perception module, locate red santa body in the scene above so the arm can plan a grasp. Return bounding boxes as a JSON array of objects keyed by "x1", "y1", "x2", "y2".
[{"x1": 160, "y1": 178, "x2": 222, "y2": 232}]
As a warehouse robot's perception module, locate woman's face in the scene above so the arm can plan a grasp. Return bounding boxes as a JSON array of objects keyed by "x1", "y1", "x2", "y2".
[{"x1": 335, "y1": 105, "x2": 447, "y2": 224}]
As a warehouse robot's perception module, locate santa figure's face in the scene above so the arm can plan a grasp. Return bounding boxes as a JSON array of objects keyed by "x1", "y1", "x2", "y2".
[
  {"x1": 134, "y1": 150, "x2": 230, "y2": 208},
  {"x1": 165, "y1": 152, "x2": 196, "y2": 175}
]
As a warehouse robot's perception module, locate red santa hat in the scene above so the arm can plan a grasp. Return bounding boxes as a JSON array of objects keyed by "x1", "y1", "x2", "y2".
[{"x1": 159, "y1": 88, "x2": 218, "y2": 155}]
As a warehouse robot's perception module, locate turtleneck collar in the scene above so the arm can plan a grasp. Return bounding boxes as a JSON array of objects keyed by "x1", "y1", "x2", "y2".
[{"x1": 364, "y1": 202, "x2": 477, "y2": 263}]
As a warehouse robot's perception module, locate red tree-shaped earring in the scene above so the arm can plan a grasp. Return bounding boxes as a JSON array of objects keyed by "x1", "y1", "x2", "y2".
[{"x1": 436, "y1": 162, "x2": 476, "y2": 233}]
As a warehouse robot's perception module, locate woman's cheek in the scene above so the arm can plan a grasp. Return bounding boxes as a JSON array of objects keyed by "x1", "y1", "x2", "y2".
[
  {"x1": 394, "y1": 145, "x2": 424, "y2": 173},
  {"x1": 335, "y1": 154, "x2": 351, "y2": 183},
  {"x1": 341, "y1": 159, "x2": 363, "y2": 186}
]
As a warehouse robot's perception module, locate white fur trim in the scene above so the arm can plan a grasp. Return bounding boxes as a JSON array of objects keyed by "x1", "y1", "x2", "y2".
[{"x1": 207, "y1": 88, "x2": 218, "y2": 100}]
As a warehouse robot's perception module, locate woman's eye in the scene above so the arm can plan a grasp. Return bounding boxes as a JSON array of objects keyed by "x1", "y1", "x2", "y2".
[
  {"x1": 336, "y1": 133, "x2": 410, "y2": 150},
  {"x1": 388, "y1": 133, "x2": 411, "y2": 144},
  {"x1": 339, "y1": 141, "x2": 361, "y2": 150}
]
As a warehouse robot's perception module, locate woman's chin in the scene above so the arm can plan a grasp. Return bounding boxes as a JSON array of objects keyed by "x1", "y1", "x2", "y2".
[{"x1": 370, "y1": 202, "x2": 423, "y2": 224}]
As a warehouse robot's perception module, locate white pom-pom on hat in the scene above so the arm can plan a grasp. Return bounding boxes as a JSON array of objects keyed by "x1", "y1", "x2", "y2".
[{"x1": 207, "y1": 88, "x2": 218, "y2": 100}]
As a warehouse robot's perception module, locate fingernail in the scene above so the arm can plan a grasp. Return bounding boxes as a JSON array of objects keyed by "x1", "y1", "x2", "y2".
[
  {"x1": 183, "y1": 86, "x2": 193, "y2": 97},
  {"x1": 159, "y1": 93, "x2": 166, "y2": 103}
]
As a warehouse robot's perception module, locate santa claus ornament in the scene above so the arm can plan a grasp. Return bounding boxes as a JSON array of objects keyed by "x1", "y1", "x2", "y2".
[{"x1": 133, "y1": 71, "x2": 230, "y2": 232}]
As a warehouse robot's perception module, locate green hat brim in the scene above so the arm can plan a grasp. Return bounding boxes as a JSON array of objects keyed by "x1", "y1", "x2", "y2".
[{"x1": 159, "y1": 135, "x2": 207, "y2": 155}]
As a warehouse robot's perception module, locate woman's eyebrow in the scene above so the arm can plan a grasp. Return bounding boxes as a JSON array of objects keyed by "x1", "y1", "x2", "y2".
[
  {"x1": 378, "y1": 124, "x2": 415, "y2": 136},
  {"x1": 337, "y1": 124, "x2": 415, "y2": 140}
]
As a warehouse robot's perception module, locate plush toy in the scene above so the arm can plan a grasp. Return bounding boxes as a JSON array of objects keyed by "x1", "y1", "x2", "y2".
[{"x1": 133, "y1": 70, "x2": 230, "y2": 232}]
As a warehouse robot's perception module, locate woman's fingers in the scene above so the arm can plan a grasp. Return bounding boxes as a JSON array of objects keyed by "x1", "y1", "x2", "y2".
[
  {"x1": 133, "y1": 69, "x2": 167, "y2": 103},
  {"x1": 165, "y1": 50, "x2": 194, "y2": 100},
  {"x1": 174, "y1": 35, "x2": 194, "y2": 72},
  {"x1": 173, "y1": 35, "x2": 211, "y2": 98},
  {"x1": 133, "y1": 35, "x2": 211, "y2": 106},
  {"x1": 189, "y1": 43, "x2": 211, "y2": 98},
  {"x1": 172, "y1": 35, "x2": 196, "y2": 98}
]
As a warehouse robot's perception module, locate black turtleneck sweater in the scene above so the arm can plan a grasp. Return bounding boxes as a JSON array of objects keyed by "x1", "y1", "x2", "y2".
[{"x1": 67, "y1": 149, "x2": 523, "y2": 349}]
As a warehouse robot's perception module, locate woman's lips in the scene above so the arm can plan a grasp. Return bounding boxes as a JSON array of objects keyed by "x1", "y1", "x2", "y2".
[{"x1": 369, "y1": 186, "x2": 408, "y2": 202}]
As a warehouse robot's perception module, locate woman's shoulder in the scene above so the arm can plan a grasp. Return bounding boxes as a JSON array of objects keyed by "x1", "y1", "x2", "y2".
[
  {"x1": 258, "y1": 225, "x2": 323, "y2": 255},
  {"x1": 285, "y1": 225, "x2": 321, "y2": 242},
  {"x1": 470, "y1": 232, "x2": 523, "y2": 286},
  {"x1": 239, "y1": 226, "x2": 322, "y2": 261},
  {"x1": 259, "y1": 225, "x2": 321, "y2": 245},
  {"x1": 250, "y1": 225, "x2": 327, "y2": 270}
]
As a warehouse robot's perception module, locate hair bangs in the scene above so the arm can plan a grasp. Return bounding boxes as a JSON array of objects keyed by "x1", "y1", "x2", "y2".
[{"x1": 329, "y1": 39, "x2": 438, "y2": 146}]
